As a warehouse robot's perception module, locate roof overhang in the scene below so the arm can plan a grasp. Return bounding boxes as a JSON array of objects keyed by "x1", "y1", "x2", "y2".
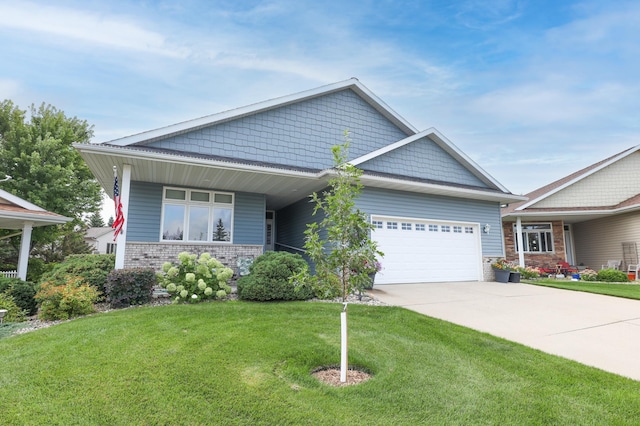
[
  {"x1": 0, "y1": 206, "x2": 71, "y2": 229},
  {"x1": 76, "y1": 144, "x2": 525, "y2": 209},
  {"x1": 502, "y1": 204, "x2": 640, "y2": 224}
]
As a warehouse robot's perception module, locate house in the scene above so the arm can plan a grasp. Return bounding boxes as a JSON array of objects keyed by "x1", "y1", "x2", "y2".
[
  {"x1": 0, "y1": 188, "x2": 71, "y2": 280},
  {"x1": 85, "y1": 227, "x2": 117, "y2": 254},
  {"x1": 501, "y1": 145, "x2": 640, "y2": 271},
  {"x1": 75, "y1": 78, "x2": 523, "y2": 284}
]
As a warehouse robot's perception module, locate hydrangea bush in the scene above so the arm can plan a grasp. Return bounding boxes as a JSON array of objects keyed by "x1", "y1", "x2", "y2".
[{"x1": 157, "y1": 252, "x2": 233, "y2": 303}]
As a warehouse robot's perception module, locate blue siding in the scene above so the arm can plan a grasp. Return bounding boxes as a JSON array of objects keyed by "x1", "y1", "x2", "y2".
[
  {"x1": 360, "y1": 136, "x2": 488, "y2": 188},
  {"x1": 357, "y1": 188, "x2": 504, "y2": 256},
  {"x1": 234, "y1": 192, "x2": 265, "y2": 245},
  {"x1": 276, "y1": 195, "x2": 316, "y2": 252},
  {"x1": 143, "y1": 90, "x2": 408, "y2": 170},
  {"x1": 126, "y1": 181, "x2": 265, "y2": 244},
  {"x1": 127, "y1": 181, "x2": 163, "y2": 242}
]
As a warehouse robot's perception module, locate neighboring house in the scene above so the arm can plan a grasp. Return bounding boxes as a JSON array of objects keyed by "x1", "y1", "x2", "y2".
[
  {"x1": 75, "y1": 78, "x2": 523, "y2": 284},
  {"x1": 501, "y1": 145, "x2": 640, "y2": 271},
  {"x1": 85, "y1": 227, "x2": 117, "y2": 254},
  {"x1": 0, "y1": 188, "x2": 71, "y2": 280}
]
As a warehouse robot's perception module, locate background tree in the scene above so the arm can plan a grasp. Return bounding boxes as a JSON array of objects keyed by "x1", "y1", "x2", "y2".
[
  {"x1": 213, "y1": 219, "x2": 228, "y2": 241},
  {"x1": 87, "y1": 212, "x2": 106, "y2": 228},
  {"x1": 107, "y1": 216, "x2": 114, "y2": 227},
  {"x1": 0, "y1": 100, "x2": 102, "y2": 263}
]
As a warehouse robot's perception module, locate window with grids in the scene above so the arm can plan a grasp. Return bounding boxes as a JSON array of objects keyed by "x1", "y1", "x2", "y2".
[
  {"x1": 514, "y1": 223, "x2": 554, "y2": 253},
  {"x1": 161, "y1": 187, "x2": 234, "y2": 242},
  {"x1": 372, "y1": 220, "x2": 383, "y2": 229}
]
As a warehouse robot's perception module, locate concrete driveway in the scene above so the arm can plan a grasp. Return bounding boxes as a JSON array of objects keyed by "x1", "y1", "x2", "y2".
[{"x1": 368, "y1": 281, "x2": 640, "y2": 382}]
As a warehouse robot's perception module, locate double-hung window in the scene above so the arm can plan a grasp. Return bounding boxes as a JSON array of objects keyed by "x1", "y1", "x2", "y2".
[
  {"x1": 514, "y1": 223, "x2": 553, "y2": 253},
  {"x1": 161, "y1": 187, "x2": 234, "y2": 242}
]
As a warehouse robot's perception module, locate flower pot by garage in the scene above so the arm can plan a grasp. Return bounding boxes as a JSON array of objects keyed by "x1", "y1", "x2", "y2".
[
  {"x1": 493, "y1": 269, "x2": 510, "y2": 283},
  {"x1": 508, "y1": 272, "x2": 520, "y2": 283},
  {"x1": 364, "y1": 272, "x2": 376, "y2": 289}
]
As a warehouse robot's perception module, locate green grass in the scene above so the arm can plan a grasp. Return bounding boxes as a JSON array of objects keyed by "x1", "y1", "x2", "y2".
[
  {"x1": 1, "y1": 302, "x2": 640, "y2": 425},
  {"x1": 525, "y1": 278, "x2": 640, "y2": 300}
]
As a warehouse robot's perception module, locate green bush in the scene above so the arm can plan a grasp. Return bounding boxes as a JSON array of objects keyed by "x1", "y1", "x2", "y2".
[
  {"x1": 157, "y1": 252, "x2": 233, "y2": 303},
  {"x1": 237, "y1": 251, "x2": 313, "y2": 301},
  {"x1": 0, "y1": 278, "x2": 38, "y2": 316},
  {"x1": 35, "y1": 276, "x2": 100, "y2": 321},
  {"x1": 0, "y1": 293, "x2": 26, "y2": 322},
  {"x1": 27, "y1": 257, "x2": 50, "y2": 283},
  {"x1": 580, "y1": 268, "x2": 598, "y2": 281},
  {"x1": 39, "y1": 254, "x2": 115, "y2": 299},
  {"x1": 596, "y1": 268, "x2": 629, "y2": 283},
  {"x1": 105, "y1": 268, "x2": 156, "y2": 309}
]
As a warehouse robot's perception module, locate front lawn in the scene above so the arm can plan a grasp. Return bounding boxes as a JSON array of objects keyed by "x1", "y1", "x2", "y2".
[
  {"x1": 1, "y1": 302, "x2": 639, "y2": 424},
  {"x1": 524, "y1": 278, "x2": 640, "y2": 300}
]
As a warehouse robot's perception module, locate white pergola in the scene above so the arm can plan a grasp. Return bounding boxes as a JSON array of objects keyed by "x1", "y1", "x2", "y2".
[{"x1": 0, "y1": 189, "x2": 71, "y2": 280}]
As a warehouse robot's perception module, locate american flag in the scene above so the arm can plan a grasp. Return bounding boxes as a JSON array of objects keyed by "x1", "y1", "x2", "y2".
[{"x1": 112, "y1": 171, "x2": 125, "y2": 240}]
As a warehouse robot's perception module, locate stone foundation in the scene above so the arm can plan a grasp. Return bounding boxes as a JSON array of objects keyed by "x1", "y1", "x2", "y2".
[{"x1": 123, "y1": 242, "x2": 264, "y2": 278}]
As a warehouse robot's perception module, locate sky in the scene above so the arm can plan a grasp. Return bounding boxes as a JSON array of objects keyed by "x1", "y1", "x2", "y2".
[{"x1": 1, "y1": 0, "x2": 640, "y2": 220}]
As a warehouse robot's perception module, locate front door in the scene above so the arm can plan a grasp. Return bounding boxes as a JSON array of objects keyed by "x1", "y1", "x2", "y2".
[{"x1": 564, "y1": 225, "x2": 575, "y2": 265}]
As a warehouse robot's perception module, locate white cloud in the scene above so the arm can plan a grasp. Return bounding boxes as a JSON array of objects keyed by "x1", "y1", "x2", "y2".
[{"x1": 0, "y1": 2, "x2": 188, "y2": 58}]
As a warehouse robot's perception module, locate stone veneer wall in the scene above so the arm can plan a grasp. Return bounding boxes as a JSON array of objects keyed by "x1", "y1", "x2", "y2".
[
  {"x1": 124, "y1": 243, "x2": 264, "y2": 278},
  {"x1": 502, "y1": 220, "x2": 567, "y2": 268}
]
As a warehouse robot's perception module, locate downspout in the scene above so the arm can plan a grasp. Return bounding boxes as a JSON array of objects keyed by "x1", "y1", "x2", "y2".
[
  {"x1": 114, "y1": 164, "x2": 131, "y2": 270},
  {"x1": 515, "y1": 216, "x2": 525, "y2": 267}
]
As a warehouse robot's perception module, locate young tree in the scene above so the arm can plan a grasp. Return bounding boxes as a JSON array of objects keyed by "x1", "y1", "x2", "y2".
[
  {"x1": 213, "y1": 218, "x2": 228, "y2": 241},
  {"x1": 0, "y1": 100, "x2": 102, "y2": 259},
  {"x1": 302, "y1": 131, "x2": 383, "y2": 301}
]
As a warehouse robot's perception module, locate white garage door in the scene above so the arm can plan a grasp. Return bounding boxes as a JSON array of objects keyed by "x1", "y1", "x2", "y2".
[{"x1": 371, "y1": 216, "x2": 482, "y2": 284}]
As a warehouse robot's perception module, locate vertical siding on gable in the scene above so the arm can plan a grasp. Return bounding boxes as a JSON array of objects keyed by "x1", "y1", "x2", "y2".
[
  {"x1": 357, "y1": 188, "x2": 504, "y2": 256},
  {"x1": 234, "y1": 192, "x2": 266, "y2": 245},
  {"x1": 127, "y1": 181, "x2": 163, "y2": 242},
  {"x1": 360, "y1": 135, "x2": 488, "y2": 188},
  {"x1": 145, "y1": 90, "x2": 408, "y2": 170}
]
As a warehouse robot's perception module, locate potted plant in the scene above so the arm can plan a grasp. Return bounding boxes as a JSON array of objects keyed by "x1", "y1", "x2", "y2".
[
  {"x1": 363, "y1": 260, "x2": 382, "y2": 289},
  {"x1": 491, "y1": 259, "x2": 514, "y2": 283}
]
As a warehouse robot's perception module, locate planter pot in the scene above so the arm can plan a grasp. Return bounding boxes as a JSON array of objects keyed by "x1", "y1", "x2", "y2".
[
  {"x1": 493, "y1": 269, "x2": 510, "y2": 283},
  {"x1": 508, "y1": 272, "x2": 520, "y2": 283},
  {"x1": 364, "y1": 272, "x2": 376, "y2": 289}
]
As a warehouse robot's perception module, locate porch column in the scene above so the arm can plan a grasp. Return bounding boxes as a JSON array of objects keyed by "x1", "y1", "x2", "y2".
[
  {"x1": 17, "y1": 221, "x2": 33, "y2": 280},
  {"x1": 115, "y1": 164, "x2": 132, "y2": 270},
  {"x1": 515, "y1": 216, "x2": 525, "y2": 267}
]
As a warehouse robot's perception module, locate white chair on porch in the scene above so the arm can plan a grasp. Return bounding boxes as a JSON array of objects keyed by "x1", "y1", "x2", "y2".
[{"x1": 601, "y1": 260, "x2": 621, "y2": 270}]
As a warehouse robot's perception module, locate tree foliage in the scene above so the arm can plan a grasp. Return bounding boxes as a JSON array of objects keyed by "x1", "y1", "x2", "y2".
[
  {"x1": 300, "y1": 132, "x2": 383, "y2": 301},
  {"x1": 87, "y1": 212, "x2": 106, "y2": 228},
  {"x1": 0, "y1": 100, "x2": 102, "y2": 260}
]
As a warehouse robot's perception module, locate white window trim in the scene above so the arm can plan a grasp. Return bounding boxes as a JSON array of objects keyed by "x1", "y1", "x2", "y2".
[
  {"x1": 513, "y1": 222, "x2": 554, "y2": 253},
  {"x1": 160, "y1": 187, "x2": 234, "y2": 243}
]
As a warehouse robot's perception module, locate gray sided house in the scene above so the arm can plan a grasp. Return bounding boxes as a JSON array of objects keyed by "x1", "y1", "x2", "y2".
[{"x1": 76, "y1": 79, "x2": 523, "y2": 284}]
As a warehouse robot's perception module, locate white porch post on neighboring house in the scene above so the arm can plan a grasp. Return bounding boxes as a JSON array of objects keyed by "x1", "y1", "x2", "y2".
[
  {"x1": 114, "y1": 164, "x2": 132, "y2": 270},
  {"x1": 17, "y1": 221, "x2": 33, "y2": 280},
  {"x1": 515, "y1": 216, "x2": 525, "y2": 267}
]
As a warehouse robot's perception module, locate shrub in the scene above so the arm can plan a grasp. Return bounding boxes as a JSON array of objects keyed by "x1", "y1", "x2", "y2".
[
  {"x1": 515, "y1": 266, "x2": 540, "y2": 279},
  {"x1": 596, "y1": 268, "x2": 629, "y2": 283},
  {"x1": 157, "y1": 252, "x2": 233, "y2": 303},
  {"x1": 105, "y1": 268, "x2": 156, "y2": 309},
  {"x1": 39, "y1": 254, "x2": 115, "y2": 298},
  {"x1": 0, "y1": 293, "x2": 26, "y2": 322},
  {"x1": 27, "y1": 257, "x2": 50, "y2": 283},
  {"x1": 237, "y1": 251, "x2": 313, "y2": 301},
  {"x1": 35, "y1": 276, "x2": 100, "y2": 321},
  {"x1": 580, "y1": 268, "x2": 598, "y2": 281},
  {"x1": 3, "y1": 279, "x2": 38, "y2": 315}
]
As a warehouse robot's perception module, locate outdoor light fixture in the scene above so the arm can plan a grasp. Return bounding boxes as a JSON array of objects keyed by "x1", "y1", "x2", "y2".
[{"x1": 483, "y1": 224, "x2": 491, "y2": 234}]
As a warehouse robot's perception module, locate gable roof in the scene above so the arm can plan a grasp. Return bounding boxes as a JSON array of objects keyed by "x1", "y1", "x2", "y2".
[
  {"x1": 76, "y1": 79, "x2": 525, "y2": 208},
  {"x1": 502, "y1": 145, "x2": 640, "y2": 222},
  {"x1": 105, "y1": 78, "x2": 417, "y2": 147},
  {"x1": 0, "y1": 188, "x2": 72, "y2": 229}
]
